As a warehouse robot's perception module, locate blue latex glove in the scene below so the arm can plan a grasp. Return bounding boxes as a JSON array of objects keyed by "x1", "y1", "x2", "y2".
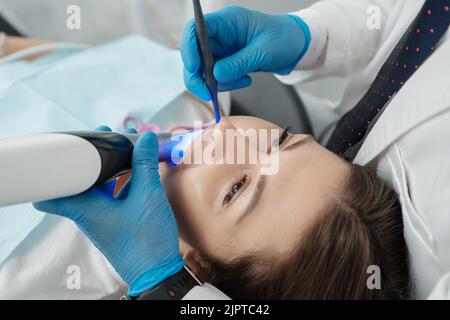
[
  {"x1": 181, "y1": 6, "x2": 311, "y2": 101},
  {"x1": 33, "y1": 126, "x2": 185, "y2": 297}
]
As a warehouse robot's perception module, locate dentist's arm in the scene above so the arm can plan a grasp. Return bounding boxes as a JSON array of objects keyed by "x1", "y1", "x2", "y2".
[
  {"x1": 33, "y1": 127, "x2": 229, "y2": 300},
  {"x1": 279, "y1": 0, "x2": 397, "y2": 83}
]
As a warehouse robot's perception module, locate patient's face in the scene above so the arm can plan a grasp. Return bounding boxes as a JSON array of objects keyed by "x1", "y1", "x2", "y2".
[{"x1": 160, "y1": 116, "x2": 350, "y2": 261}]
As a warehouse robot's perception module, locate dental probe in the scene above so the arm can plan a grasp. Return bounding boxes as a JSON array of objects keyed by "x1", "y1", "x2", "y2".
[
  {"x1": 0, "y1": 130, "x2": 201, "y2": 207},
  {"x1": 192, "y1": 0, "x2": 221, "y2": 123}
]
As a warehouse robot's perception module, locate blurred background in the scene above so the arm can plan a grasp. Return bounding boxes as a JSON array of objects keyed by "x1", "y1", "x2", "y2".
[{"x1": 0, "y1": 0, "x2": 348, "y2": 138}]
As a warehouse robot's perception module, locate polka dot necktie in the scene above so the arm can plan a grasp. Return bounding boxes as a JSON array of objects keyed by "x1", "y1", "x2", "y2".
[{"x1": 326, "y1": 0, "x2": 450, "y2": 158}]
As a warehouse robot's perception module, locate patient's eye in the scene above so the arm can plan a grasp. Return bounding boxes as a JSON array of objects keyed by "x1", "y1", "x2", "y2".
[{"x1": 223, "y1": 175, "x2": 248, "y2": 205}]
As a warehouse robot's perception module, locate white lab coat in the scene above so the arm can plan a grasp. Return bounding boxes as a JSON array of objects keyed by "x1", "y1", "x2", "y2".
[
  {"x1": 2, "y1": 0, "x2": 449, "y2": 300},
  {"x1": 280, "y1": 0, "x2": 450, "y2": 300}
]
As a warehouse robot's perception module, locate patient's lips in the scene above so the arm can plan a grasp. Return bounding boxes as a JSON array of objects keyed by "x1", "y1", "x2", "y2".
[
  {"x1": 158, "y1": 129, "x2": 202, "y2": 167},
  {"x1": 182, "y1": 118, "x2": 244, "y2": 165},
  {"x1": 158, "y1": 120, "x2": 214, "y2": 167}
]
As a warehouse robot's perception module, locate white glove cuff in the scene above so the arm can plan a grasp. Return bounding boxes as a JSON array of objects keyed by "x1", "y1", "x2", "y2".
[{"x1": 290, "y1": 9, "x2": 329, "y2": 70}]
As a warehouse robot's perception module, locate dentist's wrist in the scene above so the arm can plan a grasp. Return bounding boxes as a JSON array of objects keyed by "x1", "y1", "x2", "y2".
[
  {"x1": 128, "y1": 266, "x2": 201, "y2": 300},
  {"x1": 127, "y1": 257, "x2": 186, "y2": 297},
  {"x1": 286, "y1": 14, "x2": 312, "y2": 65}
]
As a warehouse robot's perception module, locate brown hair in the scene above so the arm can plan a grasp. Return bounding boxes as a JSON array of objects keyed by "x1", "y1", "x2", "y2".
[{"x1": 200, "y1": 164, "x2": 410, "y2": 299}]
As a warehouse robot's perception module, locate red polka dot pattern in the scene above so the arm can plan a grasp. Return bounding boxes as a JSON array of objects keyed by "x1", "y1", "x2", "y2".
[{"x1": 327, "y1": 0, "x2": 450, "y2": 158}]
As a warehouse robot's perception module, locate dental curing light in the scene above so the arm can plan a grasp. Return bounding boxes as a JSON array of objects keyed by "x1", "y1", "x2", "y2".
[{"x1": 0, "y1": 130, "x2": 201, "y2": 206}]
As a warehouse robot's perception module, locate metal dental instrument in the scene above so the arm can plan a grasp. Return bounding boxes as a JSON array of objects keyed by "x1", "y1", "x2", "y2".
[{"x1": 192, "y1": 0, "x2": 221, "y2": 124}]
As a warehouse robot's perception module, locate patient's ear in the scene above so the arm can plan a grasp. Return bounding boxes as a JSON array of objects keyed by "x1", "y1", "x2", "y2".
[{"x1": 180, "y1": 240, "x2": 211, "y2": 283}]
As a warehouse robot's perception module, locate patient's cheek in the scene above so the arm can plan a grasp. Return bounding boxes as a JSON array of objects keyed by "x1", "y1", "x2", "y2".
[
  {"x1": 159, "y1": 168, "x2": 194, "y2": 238},
  {"x1": 158, "y1": 163, "x2": 170, "y2": 180},
  {"x1": 159, "y1": 168, "x2": 180, "y2": 211},
  {"x1": 159, "y1": 165, "x2": 181, "y2": 199}
]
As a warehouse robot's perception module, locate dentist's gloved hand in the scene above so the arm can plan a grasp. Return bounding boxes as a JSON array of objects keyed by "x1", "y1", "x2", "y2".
[
  {"x1": 181, "y1": 6, "x2": 311, "y2": 101},
  {"x1": 33, "y1": 126, "x2": 185, "y2": 297}
]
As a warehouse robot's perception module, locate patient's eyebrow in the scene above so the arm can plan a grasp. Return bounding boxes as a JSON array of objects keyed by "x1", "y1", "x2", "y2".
[{"x1": 236, "y1": 175, "x2": 267, "y2": 225}]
